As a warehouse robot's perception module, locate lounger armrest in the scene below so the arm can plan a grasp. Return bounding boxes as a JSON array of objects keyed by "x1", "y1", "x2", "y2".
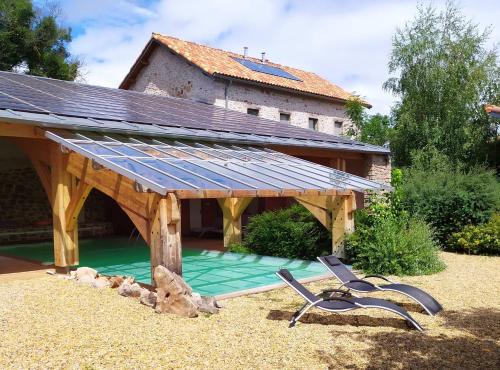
[
  {"x1": 322, "y1": 288, "x2": 351, "y2": 295},
  {"x1": 324, "y1": 296, "x2": 355, "y2": 304},
  {"x1": 363, "y1": 274, "x2": 393, "y2": 283},
  {"x1": 346, "y1": 279, "x2": 376, "y2": 287}
]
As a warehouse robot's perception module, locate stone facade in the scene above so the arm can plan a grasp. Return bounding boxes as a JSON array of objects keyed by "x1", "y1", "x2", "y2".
[
  {"x1": 364, "y1": 154, "x2": 392, "y2": 185},
  {"x1": 129, "y1": 47, "x2": 354, "y2": 135},
  {"x1": 0, "y1": 163, "x2": 114, "y2": 244}
]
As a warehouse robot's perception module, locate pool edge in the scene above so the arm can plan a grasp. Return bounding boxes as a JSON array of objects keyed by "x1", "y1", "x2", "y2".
[{"x1": 215, "y1": 273, "x2": 332, "y2": 300}]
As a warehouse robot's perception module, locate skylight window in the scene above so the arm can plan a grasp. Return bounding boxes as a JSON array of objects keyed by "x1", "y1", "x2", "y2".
[{"x1": 233, "y1": 58, "x2": 302, "y2": 81}]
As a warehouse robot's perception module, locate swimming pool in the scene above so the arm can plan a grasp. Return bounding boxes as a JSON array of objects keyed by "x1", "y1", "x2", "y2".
[{"x1": 0, "y1": 238, "x2": 328, "y2": 296}]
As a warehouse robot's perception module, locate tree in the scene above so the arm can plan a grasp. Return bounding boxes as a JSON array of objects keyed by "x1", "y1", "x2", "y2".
[
  {"x1": 384, "y1": 1, "x2": 499, "y2": 168},
  {"x1": 345, "y1": 97, "x2": 392, "y2": 146},
  {"x1": 0, "y1": 0, "x2": 80, "y2": 80}
]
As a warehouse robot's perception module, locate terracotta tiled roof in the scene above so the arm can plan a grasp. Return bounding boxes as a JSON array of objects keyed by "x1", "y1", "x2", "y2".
[{"x1": 122, "y1": 33, "x2": 367, "y2": 106}]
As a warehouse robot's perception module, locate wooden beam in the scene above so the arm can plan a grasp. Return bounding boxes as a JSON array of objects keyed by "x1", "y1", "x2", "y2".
[
  {"x1": 65, "y1": 178, "x2": 93, "y2": 231},
  {"x1": 295, "y1": 195, "x2": 332, "y2": 230},
  {"x1": 51, "y1": 143, "x2": 79, "y2": 268},
  {"x1": 120, "y1": 206, "x2": 150, "y2": 243},
  {"x1": 268, "y1": 144, "x2": 365, "y2": 160},
  {"x1": 295, "y1": 192, "x2": 356, "y2": 257},
  {"x1": 66, "y1": 152, "x2": 150, "y2": 219},
  {"x1": 31, "y1": 159, "x2": 52, "y2": 202},
  {"x1": 150, "y1": 193, "x2": 182, "y2": 280},
  {"x1": 217, "y1": 197, "x2": 253, "y2": 248},
  {"x1": 0, "y1": 122, "x2": 44, "y2": 139}
]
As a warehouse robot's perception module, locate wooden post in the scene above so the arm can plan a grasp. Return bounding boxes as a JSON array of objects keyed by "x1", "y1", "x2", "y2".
[
  {"x1": 51, "y1": 144, "x2": 79, "y2": 270},
  {"x1": 150, "y1": 193, "x2": 182, "y2": 280},
  {"x1": 331, "y1": 193, "x2": 356, "y2": 257},
  {"x1": 217, "y1": 197, "x2": 253, "y2": 249}
]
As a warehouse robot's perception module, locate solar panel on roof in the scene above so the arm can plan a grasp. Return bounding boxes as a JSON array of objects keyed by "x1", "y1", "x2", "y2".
[
  {"x1": 0, "y1": 71, "x2": 389, "y2": 154},
  {"x1": 44, "y1": 130, "x2": 389, "y2": 197},
  {"x1": 233, "y1": 58, "x2": 302, "y2": 81}
]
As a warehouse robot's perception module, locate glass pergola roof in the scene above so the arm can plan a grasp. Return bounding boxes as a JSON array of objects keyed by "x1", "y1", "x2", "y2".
[{"x1": 46, "y1": 130, "x2": 388, "y2": 198}]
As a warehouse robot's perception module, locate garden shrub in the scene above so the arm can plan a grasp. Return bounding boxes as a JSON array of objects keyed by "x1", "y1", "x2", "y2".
[
  {"x1": 241, "y1": 204, "x2": 331, "y2": 260},
  {"x1": 345, "y1": 169, "x2": 445, "y2": 276},
  {"x1": 401, "y1": 167, "x2": 500, "y2": 247},
  {"x1": 345, "y1": 212, "x2": 445, "y2": 276},
  {"x1": 448, "y1": 214, "x2": 500, "y2": 255},
  {"x1": 227, "y1": 242, "x2": 252, "y2": 254}
]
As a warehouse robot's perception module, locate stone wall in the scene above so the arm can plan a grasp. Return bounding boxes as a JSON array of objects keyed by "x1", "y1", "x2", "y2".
[
  {"x1": 0, "y1": 165, "x2": 114, "y2": 244},
  {"x1": 0, "y1": 167, "x2": 51, "y2": 228},
  {"x1": 364, "y1": 154, "x2": 392, "y2": 185},
  {"x1": 128, "y1": 46, "x2": 355, "y2": 135}
]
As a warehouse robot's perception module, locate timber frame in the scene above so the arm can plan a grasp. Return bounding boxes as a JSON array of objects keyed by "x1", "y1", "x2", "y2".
[{"x1": 1, "y1": 122, "x2": 358, "y2": 282}]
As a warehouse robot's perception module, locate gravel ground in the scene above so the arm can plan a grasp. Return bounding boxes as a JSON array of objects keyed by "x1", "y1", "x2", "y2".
[{"x1": 0, "y1": 252, "x2": 498, "y2": 370}]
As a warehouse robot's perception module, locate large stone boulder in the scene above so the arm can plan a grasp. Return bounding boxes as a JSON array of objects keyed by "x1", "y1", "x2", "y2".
[
  {"x1": 75, "y1": 267, "x2": 98, "y2": 280},
  {"x1": 154, "y1": 265, "x2": 198, "y2": 317}
]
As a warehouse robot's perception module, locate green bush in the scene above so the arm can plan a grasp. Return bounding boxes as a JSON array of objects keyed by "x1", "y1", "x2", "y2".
[
  {"x1": 401, "y1": 167, "x2": 500, "y2": 246},
  {"x1": 448, "y1": 214, "x2": 500, "y2": 255},
  {"x1": 241, "y1": 204, "x2": 331, "y2": 260},
  {"x1": 227, "y1": 242, "x2": 252, "y2": 254},
  {"x1": 345, "y1": 214, "x2": 445, "y2": 276}
]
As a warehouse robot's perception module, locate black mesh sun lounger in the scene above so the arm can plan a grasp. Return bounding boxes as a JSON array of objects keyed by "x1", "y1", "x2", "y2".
[
  {"x1": 317, "y1": 255, "x2": 443, "y2": 316},
  {"x1": 276, "y1": 269, "x2": 424, "y2": 331}
]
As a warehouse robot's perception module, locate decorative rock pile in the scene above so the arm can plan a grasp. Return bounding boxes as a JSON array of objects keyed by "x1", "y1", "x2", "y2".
[{"x1": 59, "y1": 265, "x2": 221, "y2": 317}]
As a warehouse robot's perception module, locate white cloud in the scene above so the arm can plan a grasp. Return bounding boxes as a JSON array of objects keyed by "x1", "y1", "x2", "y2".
[{"x1": 62, "y1": 0, "x2": 500, "y2": 115}]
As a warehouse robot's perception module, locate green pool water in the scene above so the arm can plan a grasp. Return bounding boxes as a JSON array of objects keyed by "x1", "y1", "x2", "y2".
[{"x1": 0, "y1": 238, "x2": 328, "y2": 296}]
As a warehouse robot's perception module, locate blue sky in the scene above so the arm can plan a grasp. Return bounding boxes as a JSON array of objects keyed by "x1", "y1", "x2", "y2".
[{"x1": 47, "y1": 0, "x2": 499, "y2": 114}]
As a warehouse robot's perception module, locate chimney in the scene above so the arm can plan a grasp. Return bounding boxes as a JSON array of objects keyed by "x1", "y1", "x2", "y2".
[
  {"x1": 243, "y1": 46, "x2": 248, "y2": 58},
  {"x1": 261, "y1": 52, "x2": 266, "y2": 62}
]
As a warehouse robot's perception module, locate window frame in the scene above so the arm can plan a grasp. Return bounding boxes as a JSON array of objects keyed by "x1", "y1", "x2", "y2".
[
  {"x1": 247, "y1": 108, "x2": 260, "y2": 116},
  {"x1": 279, "y1": 112, "x2": 291, "y2": 123},
  {"x1": 334, "y1": 120, "x2": 343, "y2": 132},
  {"x1": 308, "y1": 117, "x2": 319, "y2": 131}
]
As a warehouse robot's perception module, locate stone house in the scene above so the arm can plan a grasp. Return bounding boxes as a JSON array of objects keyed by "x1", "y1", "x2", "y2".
[
  {"x1": 120, "y1": 33, "x2": 371, "y2": 136},
  {"x1": 118, "y1": 34, "x2": 390, "y2": 233}
]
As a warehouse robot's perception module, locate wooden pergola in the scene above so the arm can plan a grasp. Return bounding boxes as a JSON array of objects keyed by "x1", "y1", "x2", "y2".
[{"x1": 1, "y1": 122, "x2": 385, "y2": 282}]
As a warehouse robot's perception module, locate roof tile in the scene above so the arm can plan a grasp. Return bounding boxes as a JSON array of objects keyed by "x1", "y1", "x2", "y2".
[{"x1": 151, "y1": 33, "x2": 363, "y2": 105}]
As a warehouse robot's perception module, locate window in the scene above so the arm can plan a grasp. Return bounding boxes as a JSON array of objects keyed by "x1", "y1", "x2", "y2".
[
  {"x1": 308, "y1": 118, "x2": 318, "y2": 131},
  {"x1": 335, "y1": 120, "x2": 343, "y2": 132},
  {"x1": 280, "y1": 112, "x2": 291, "y2": 123},
  {"x1": 247, "y1": 108, "x2": 259, "y2": 116}
]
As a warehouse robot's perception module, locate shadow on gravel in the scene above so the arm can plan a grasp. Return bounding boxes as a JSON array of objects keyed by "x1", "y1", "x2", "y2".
[
  {"x1": 316, "y1": 308, "x2": 500, "y2": 370},
  {"x1": 267, "y1": 309, "x2": 409, "y2": 330}
]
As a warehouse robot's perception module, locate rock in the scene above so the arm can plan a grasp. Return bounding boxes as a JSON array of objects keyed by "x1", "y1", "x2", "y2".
[
  {"x1": 75, "y1": 267, "x2": 98, "y2": 280},
  {"x1": 154, "y1": 265, "x2": 198, "y2": 317},
  {"x1": 77, "y1": 274, "x2": 96, "y2": 286},
  {"x1": 124, "y1": 276, "x2": 135, "y2": 284},
  {"x1": 109, "y1": 276, "x2": 124, "y2": 288},
  {"x1": 93, "y1": 276, "x2": 110, "y2": 289},
  {"x1": 118, "y1": 281, "x2": 142, "y2": 298},
  {"x1": 139, "y1": 288, "x2": 157, "y2": 307},
  {"x1": 198, "y1": 296, "x2": 220, "y2": 314},
  {"x1": 191, "y1": 292, "x2": 202, "y2": 307}
]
